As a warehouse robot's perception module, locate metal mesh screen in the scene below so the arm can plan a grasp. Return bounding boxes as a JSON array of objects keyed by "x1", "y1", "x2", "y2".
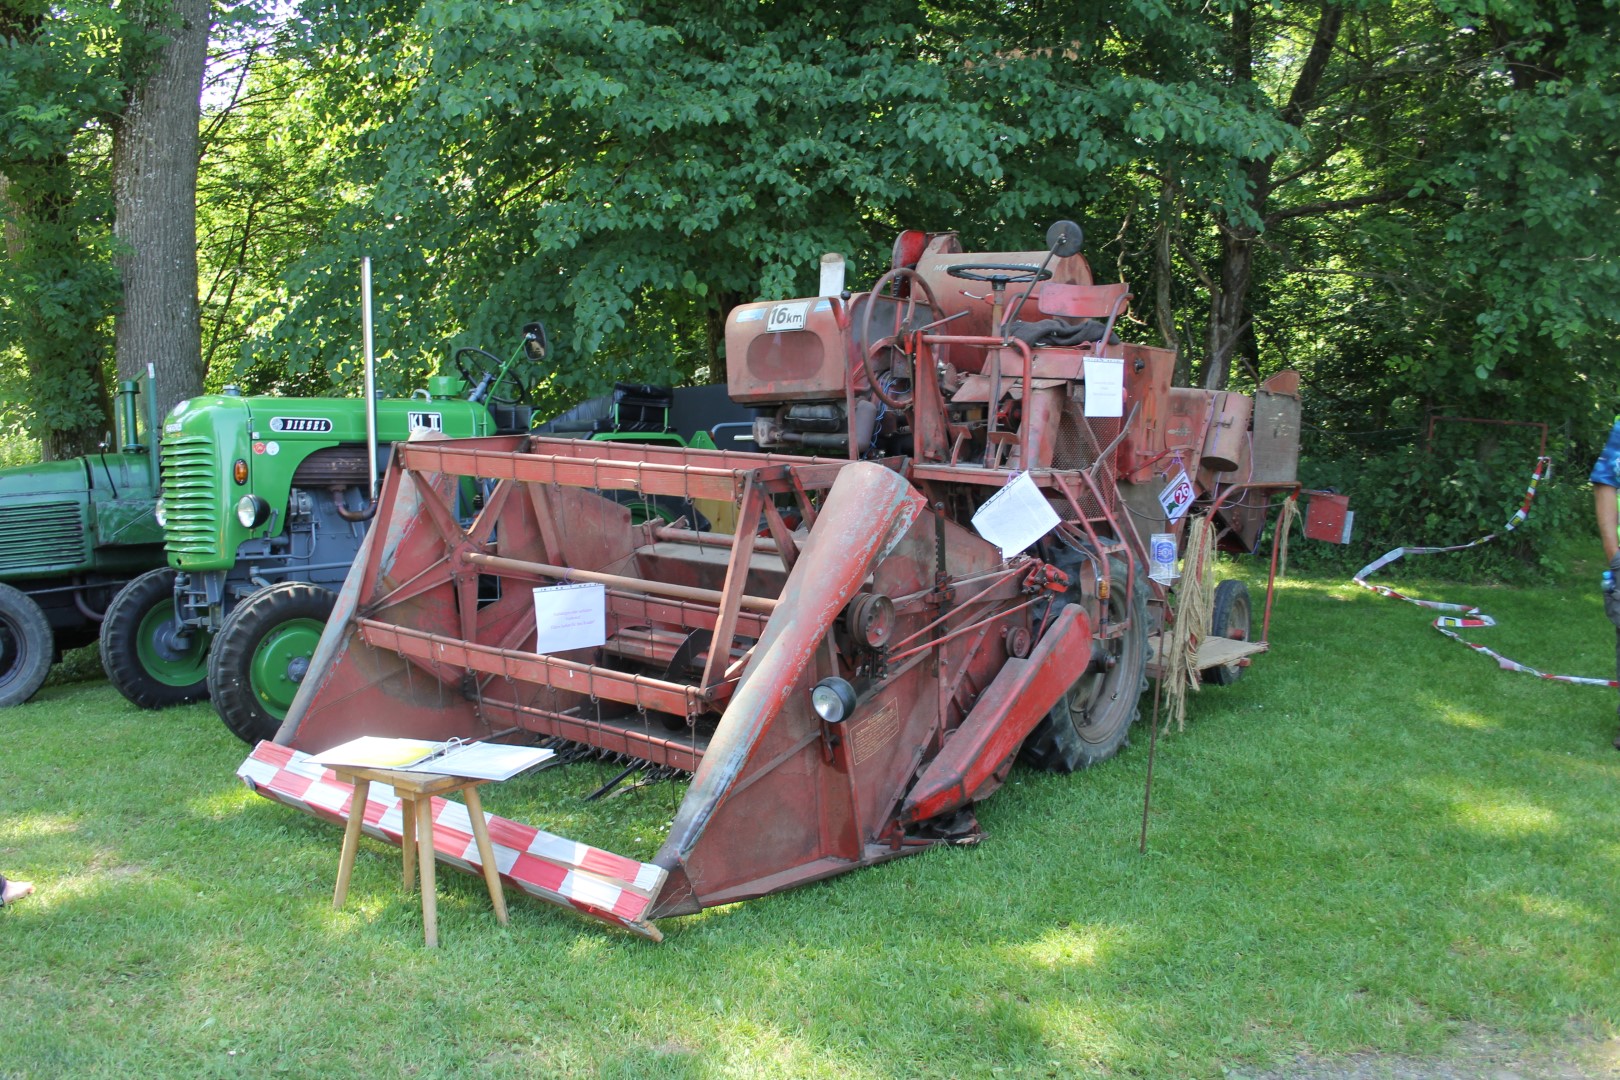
[{"x1": 1066, "y1": 415, "x2": 1121, "y2": 523}]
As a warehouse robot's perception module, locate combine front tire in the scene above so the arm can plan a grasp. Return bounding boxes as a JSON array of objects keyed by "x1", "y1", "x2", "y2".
[
  {"x1": 1021, "y1": 557, "x2": 1148, "y2": 772},
  {"x1": 99, "y1": 568, "x2": 210, "y2": 708},
  {"x1": 1207, "y1": 579, "x2": 1252, "y2": 686},
  {"x1": 209, "y1": 582, "x2": 336, "y2": 744},
  {"x1": 0, "y1": 584, "x2": 54, "y2": 707}
]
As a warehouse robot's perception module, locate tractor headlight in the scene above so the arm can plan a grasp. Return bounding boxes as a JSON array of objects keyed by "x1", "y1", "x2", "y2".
[
  {"x1": 153, "y1": 498, "x2": 166, "y2": 528},
  {"x1": 235, "y1": 494, "x2": 271, "y2": 529},
  {"x1": 810, "y1": 677, "x2": 858, "y2": 724}
]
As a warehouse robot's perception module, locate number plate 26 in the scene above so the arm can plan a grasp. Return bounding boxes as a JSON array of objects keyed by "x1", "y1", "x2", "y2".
[{"x1": 1158, "y1": 469, "x2": 1195, "y2": 522}]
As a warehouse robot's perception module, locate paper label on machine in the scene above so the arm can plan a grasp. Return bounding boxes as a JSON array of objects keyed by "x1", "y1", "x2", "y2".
[
  {"x1": 970, "y1": 471, "x2": 1060, "y2": 558},
  {"x1": 533, "y1": 582, "x2": 606, "y2": 654},
  {"x1": 1159, "y1": 469, "x2": 1195, "y2": 522},
  {"x1": 1082, "y1": 356, "x2": 1124, "y2": 418}
]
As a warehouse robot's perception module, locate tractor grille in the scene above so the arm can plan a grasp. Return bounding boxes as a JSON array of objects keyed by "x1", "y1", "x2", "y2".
[
  {"x1": 0, "y1": 502, "x2": 85, "y2": 573},
  {"x1": 161, "y1": 436, "x2": 223, "y2": 558}
]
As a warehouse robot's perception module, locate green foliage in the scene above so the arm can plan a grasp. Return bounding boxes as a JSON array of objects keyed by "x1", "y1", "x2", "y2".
[
  {"x1": 0, "y1": 0, "x2": 134, "y2": 455},
  {"x1": 1294, "y1": 417, "x2": 1586, "y2": 581},
  {"x1": 235, "y1": 0, "x2": 1293, "y2": 413},
  {"x1": 6, "y1": 0, "x2": 1616, "y2": 569}
]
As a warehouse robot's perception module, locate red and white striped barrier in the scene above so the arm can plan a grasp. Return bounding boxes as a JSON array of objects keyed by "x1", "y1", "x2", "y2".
[
  {"x1": 237, "y1": 741, "x2": 668, "y2": 940},
  {"x1": 1353, "y1": 457, "x2": 1616, "y2": 687}
]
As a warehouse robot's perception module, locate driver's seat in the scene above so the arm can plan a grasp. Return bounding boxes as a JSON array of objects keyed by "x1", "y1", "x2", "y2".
[{"x1": 1036, "y1": 282, "x2": 1132, "y2": 348}]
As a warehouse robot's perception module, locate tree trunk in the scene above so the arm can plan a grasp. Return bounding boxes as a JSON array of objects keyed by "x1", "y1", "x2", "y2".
[
  {"x1": 1202, "y1": 3, "x2": 1344, "y2": 392},
  {"x1": 112, "y1": 0, "x2": 210, "y2": 421},
  {"x1": 1153, "y1": 176, "x2": 1188, "y2": 386},
  {"x1": 1204, "y1": 208, "x2": 1259, "y2": 392}
]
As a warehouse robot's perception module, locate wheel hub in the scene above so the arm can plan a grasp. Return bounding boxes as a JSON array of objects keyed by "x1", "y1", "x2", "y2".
[{"x1": 249, "y1": 619, "x2": 324, "y2": 717}]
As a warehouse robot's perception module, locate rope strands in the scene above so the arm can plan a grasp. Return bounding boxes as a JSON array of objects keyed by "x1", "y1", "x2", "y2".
[
  {"x1": 1273, "y1": 495, "x2": 1299, "y2": 581},
  {"x1": 1162, "y1": 513, "x2": 1216, "y2": 733}
]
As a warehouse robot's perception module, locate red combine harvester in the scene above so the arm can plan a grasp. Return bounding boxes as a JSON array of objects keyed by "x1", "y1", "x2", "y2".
[{"x1": 259, "y1": 221, "x2": 1310, "y2": 939}]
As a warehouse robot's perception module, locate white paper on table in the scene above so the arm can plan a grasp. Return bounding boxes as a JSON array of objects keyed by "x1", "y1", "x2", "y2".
[
  {"x1": 1082, "y1": 356, "x2": 1125, "y2": 417},
  {"x1": 532, "y1": 581, "x2": 606, "y2": 654},
  {"x1": 400, "y1": 741, "x2": 556, "y2": 782},
  {"x1": 970, "y1": 471, "x2": 1061, "y2": 559}
]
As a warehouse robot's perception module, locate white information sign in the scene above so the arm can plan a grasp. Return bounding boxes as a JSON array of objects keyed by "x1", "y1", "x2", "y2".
[
  {"x1": 1159, "y1": 468, "x2": 1196, "y2": 523},
  {"x1": 766, "y1": 301, "x2": 811, "y2": 333},
  {"x1": 970, "y1": 471, "x2": 1061, "y2": 559},
  {"x1": 1082, "y1": 356, "x2": 1125, "y2": 417},
  {"x1": 532, "y1": 582, "x2": 607, "y2": 655}
]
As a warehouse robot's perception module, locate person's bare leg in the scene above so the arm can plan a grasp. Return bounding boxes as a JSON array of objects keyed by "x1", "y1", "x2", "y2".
[{"x1": 1, "y1": 875, "x2": 34, "y2": 905}]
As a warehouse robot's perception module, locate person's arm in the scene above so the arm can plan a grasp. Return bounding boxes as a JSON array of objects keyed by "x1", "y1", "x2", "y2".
[{"x1": 1599, "y1": 484, "x2": 1620, "y2": 564}]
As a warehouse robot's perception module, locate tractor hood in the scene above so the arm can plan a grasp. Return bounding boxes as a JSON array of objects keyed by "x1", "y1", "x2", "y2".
[
  {"x1": 160, "y1": 392, "x2": 498, "y2": 572},
  {"x1": 0, "y1": 457, "x2": 91, "y2": 500}
]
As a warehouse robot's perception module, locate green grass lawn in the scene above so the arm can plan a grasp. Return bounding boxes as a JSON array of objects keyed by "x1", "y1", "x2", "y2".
[{"x1": 3, "y1": 568, "x2": 1618, "y2": 1078}]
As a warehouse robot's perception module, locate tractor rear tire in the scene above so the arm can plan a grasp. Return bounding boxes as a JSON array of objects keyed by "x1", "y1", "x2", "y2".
[
  {"x1": 99, "y1": 567, "x2": 211, "y2": 709},
  {"x1": 209, "y1": 582, "x2": 336, "y2": 745},
  {"x1": 1207, "y1": 579, "x2": 1252, "y2": 686},
  {"x1": 0, "y1": 583, "x2": 54, "y2": 707},
  {"x1": 1020, "y1": 555, "x2": 1148, "y2": 772}
]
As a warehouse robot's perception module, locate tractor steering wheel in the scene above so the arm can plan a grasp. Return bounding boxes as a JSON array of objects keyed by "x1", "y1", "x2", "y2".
[
  {"x1": 454, "y1": 345, "x2": 520, "y2": 406},
  {"x1": 944, "y1": 263, "x2": 1053, "y2": 286},
  {"x1": 859, "y1": 268, "x2": 941, "y2": 411},
  {"x1": 454, "y1": 346, "x2": 505, "y2": 386}
]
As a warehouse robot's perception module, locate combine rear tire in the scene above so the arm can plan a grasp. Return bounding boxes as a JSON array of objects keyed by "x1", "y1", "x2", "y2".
[
  {"x1": 1207, "y1": 579, "x2": 1252, "y2": 686},
  {"x1": 1020, "y1": 556, "x2": 1148, "y2": 772},
  {"x1": 0, "y1": 584, "x2": 54, "y2": 707},
  {"x1": 209, "y1": 582, "x2": 336, "y2": 744},
  {"x1": 99, "y1": 568, "x2": 210, "y2": 708}
]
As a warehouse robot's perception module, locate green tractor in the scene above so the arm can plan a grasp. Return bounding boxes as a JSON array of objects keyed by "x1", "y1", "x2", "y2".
[
  {"x1": 100, "y1": 328, "x2": 546, "y2": 742},
  {"x1": 0, "y1": 373, "x2": 167, "y2": 707}
]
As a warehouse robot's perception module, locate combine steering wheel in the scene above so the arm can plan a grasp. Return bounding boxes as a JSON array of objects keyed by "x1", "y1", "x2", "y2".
[
  {"x1": 945, "y1": 263, "x2": 1053, "y2": 286},
  {"x1": 859, "y1": 267, "x2": 941, "y2": 411}
]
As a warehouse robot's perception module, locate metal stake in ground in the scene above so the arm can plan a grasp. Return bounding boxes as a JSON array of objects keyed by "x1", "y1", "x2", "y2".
[{"x1": 1139, "y1": 664, "x2": 1166, "y2": 854}]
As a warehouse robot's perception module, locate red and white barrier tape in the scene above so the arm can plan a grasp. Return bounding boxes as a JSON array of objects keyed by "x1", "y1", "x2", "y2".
[{"x1": 1352, "y1": 457, "x2": 1615, "y2": 688}]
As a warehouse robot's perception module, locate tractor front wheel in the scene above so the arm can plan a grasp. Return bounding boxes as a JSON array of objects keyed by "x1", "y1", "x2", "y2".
[
  {"x1": 1020, "y1": 555, "x2": 1148, "y2": 772},
  {"x1": 0, "y1": 583, "x2": 54, "y2": 707},
  {"x1": 99, "y1": 567, "x2": 211, "y2": 708},
  {"x1": 209, "y1": 582, "x2": 336, "y2": 744}
]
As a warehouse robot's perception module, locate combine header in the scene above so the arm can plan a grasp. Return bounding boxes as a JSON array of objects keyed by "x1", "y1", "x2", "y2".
[{"x1": 267, "y1": 221, "x2": 1308, "y2": 938}]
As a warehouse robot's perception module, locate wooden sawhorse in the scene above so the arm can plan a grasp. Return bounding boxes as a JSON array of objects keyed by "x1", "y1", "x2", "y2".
[{"x1": 331, "y1": 766, "x2": 508, "y2": 947}]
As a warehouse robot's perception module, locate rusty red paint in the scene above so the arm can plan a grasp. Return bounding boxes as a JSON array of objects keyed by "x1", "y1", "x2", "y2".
[{"x1": 270, "y1": 223, "x2": 1315, "y2": 938}]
